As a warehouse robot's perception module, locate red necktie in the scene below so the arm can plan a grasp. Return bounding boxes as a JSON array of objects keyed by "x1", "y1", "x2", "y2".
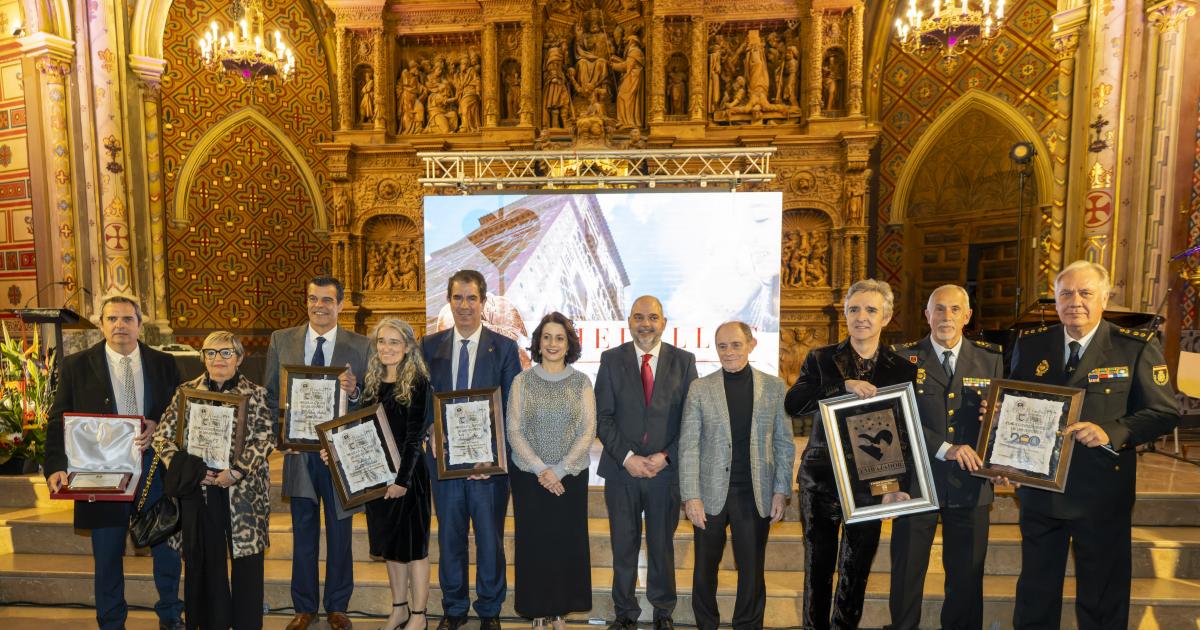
[{"x1": 641, "y1": 353, "x2": 654, "y2": 406}]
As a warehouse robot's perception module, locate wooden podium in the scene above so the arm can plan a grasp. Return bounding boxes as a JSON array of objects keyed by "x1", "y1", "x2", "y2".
[{"x1": 1, "y1": 308, "x2": 94, "y2": 358}]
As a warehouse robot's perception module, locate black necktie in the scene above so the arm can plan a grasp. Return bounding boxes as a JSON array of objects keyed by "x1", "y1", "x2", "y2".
[
  {"x1": 311, "y1": 336, "x2": 326, "y2": 367},
  {"x1": 941, "y1": 350, "x2": 954, "y2": 379},
  {"x1": 1065, "y1": 340, "x2": 1081, "y2": 377}
]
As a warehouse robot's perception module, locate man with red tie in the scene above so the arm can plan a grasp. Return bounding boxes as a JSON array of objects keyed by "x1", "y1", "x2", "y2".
[{"x1": 595, "y1": 295, "x2": 698, "y2": 630}]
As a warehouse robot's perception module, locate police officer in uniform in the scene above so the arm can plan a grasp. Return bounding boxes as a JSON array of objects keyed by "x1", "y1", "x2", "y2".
[
  {"x1": 1007, "y1": 260, "x2": 1177, "y2": 629},
  {"x1": 888, "y1": 285, "x2": 1003, "y2": 630}
]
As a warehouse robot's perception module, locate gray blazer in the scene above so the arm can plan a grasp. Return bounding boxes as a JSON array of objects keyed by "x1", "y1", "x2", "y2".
[
  {"x1": 263, "y1": 324, "x2": 370, "y2": 519},
  {"x1": 679, "y1": 367, "x2": 796, "y2": 518}
]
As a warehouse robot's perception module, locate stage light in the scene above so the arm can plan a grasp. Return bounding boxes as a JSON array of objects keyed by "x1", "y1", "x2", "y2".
[
  {"x1": 648, "y1": 180, "x2": 656, "y2": 189},
  {"x1": 495, "y1": 182, "x2": 504, "y2": 190},
  {"x1": 1009, "y1": 142, "x2": 1035, "y2": 165},
  {"x1": 700, "y1": 178, "x2": 708, "y2": 188}
]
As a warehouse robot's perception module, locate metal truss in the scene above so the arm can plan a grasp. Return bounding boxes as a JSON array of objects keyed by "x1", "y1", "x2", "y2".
[{"x1": 418, "y1": 148, "x2": 775, "y2": 189}]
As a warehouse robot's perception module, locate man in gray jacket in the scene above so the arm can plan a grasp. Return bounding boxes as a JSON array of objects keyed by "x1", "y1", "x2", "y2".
[
  {"x1": 263, "y1": 276, "x2": 369, "y2": 630},
  {"x1": 679, "y1": 321, "x2": 795, "y2": 630}
]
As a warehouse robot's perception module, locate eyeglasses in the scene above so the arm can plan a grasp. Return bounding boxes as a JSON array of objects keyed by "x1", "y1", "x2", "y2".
[{"x1": 202, "y1": 348, "x2": 240, "y2": 359}]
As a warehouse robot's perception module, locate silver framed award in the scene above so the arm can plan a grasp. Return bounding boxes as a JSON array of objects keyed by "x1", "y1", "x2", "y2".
[{"x1": 819, "y1": 382, "x2": 939, "y2": 524}]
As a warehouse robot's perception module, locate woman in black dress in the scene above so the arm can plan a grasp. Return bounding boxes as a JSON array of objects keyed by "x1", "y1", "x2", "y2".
[
  {"x1": 506, "y1": 313, "x2": 596, "y2": 630},
  {"x1": 355, "y1": 318, "x2": 432, "y2": 630},
  {"x1": 784, "y1": 279, "x2": 918, "y2": 630}
]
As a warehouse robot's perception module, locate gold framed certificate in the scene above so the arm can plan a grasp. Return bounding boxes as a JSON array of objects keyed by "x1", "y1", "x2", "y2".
[
  {"x1": 177, "y1": 388, "x2": 249, "y2": 471},
  {"x1": 278, "y1": 364, "x2": 347, "y2": 451},
  {"x1": 972, "y1": 378, "x2": 1083, "y2": 492},
  {"x1": 431, "y1": 387, "x2": 507, "y2": 480}
]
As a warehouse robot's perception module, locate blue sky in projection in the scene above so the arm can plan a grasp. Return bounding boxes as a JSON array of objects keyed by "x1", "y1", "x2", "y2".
[{"x1": 423, "y1": 191, "x2": 781, "y2": 321}]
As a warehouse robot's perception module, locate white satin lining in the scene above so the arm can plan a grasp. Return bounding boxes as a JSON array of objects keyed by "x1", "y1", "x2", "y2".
[{"x1": 64, "y1": 415, "x2": 141, "y2": 473}]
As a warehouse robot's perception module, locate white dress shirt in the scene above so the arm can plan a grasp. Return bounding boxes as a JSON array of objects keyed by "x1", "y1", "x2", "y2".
[
  {"x1": 930, "y1": 337, "x2": 962, "y2": 461},
  {"x1": 1063, "y1": 323, "x2": 1101, "y2": 365},
  {"x1": 451, "y1": 325, "x2": 484, "y2": 389},
  {"x1": 105, "y1": 343, "x2": 144, "y2": 417},
  {"x1": 305, "y1": 326, "x2": 339, "y2": 366},
  {"x1": 623, "y1": 341, "x2": 662, "y2": 464}
]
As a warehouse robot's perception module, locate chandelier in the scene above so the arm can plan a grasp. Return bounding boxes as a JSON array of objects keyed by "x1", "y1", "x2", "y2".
[
  {"x1": 198, "y1": 0, "x2": 295, "y2": 83},
  {"x1": 895, "y1": 0, "x2": 1005, "y2": 60}
]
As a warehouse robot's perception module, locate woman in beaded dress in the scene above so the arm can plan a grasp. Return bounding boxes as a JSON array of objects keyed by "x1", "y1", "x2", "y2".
[{"x1": 506, "y1": 312, "x2": 596, "y2": 630}]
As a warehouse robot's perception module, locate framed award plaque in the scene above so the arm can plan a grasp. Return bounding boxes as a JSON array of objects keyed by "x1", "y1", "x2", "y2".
[
  {"x1": 431, "y1": 386, "x2": 507, "y2": 480},
  {"x1": 177, "y1": 388, "x2": 249, "y2": 471},
  {"x1": 278, "y1": 364, "x2": 347, "y2": 451},
  {"x1": 52, "y1": 413, "x2": 144, "y2": 502},
  {"x1": 972, "y1": 378, "x2": 1084, "y2": 492},
  {"x1": 317, "y1": 404, "x2": 402, "y2": 510},
  {"x1": 819, "y1": 382, "x2": 939, "y2": 524}
]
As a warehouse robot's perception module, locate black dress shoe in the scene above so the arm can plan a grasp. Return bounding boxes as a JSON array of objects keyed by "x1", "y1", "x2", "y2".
[
  {"x1": 608, "y1": 618, "x2": 636, "y2": 630},
  {"x1": 436, "y1": 615, "x2": 467, "y2": 630},
  {"x1": 480, "y1": 617, "x2": 503, "y2": 630},
  {"x1": 159, "y1": 620, "x2": 186, "y2": 630},
  {"x1": 653, "y1": 618, "x2": 674, "y2": 630}
]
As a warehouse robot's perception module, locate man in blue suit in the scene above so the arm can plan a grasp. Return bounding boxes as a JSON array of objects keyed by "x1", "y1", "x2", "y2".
[{"x1": 422, "y1": 269, "x2": 522, "y2": 630}]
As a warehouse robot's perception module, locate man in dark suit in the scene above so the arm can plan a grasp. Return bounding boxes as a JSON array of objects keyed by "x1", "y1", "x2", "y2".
[
  {"x1": 421, "y1": 269, "x2": 521, "y2": 630},
  {"x1": 595, "y1": 295, "x2": 698, "y2": 630},
  {"x1": 45, "y1": 294, "x2": 184, "y2": 630},
  {"x1": 263, "y1": 276, "x2": 369, "y2": 630},
  {"x1": 889, "y1": 285, "x2": 1003, "y2": 630},
  {"x1": 1007, "y1": 260, "x2": 1177, "y2": 629}
]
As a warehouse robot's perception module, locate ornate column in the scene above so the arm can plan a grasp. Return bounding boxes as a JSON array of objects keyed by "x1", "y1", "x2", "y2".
[
  {"x1": 129, "y1": 56, "x2": 171, "y2": 332},
  {"x1": 848, "y1": 4, "x2": 864, "y2": 116},
  {"x1": 1137, "y1": 0, "x2": 1196, "y2": 306},
  {"x1": 19, "y1": 34, "x2": 80, "y2": 311},
  {"x1": 690, "y1": 16, "x2": 705, "y2": 121},
  {"x1": 483, "y1": 22, "x2": 499, "y2": 127},
  {"x1": 650, "y1": 16, "x2": 666, "y2": 124},
  {"x1": 519, "y1": 20, "x2": 535, "y2": 127},
  {"x1": 373, "y1": 28, "x2": 388, "y2": 132},
  {"x1": 807, "y1": 9, "x2": 824, "y2": 119},
  {"x1": 336, "y1": 27, "x2": 353, "y2": 131},
  {"x1": 1046, "y1": 15, "x2": 1083, "y2": 296}
]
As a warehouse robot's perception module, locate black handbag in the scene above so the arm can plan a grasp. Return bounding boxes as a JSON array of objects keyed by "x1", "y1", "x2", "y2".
[{"x1": 128, "y1": 453, "x2": 180, "y2": 548}]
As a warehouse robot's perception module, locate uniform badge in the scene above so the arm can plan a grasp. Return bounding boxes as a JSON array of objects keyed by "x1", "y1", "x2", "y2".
[
  {"x1": 1088, "y1": 366, "x2": 1130, "y2": 383},
  {"x1": 962, "y1": 377, "x2": 991, "y2": 388},
  {"x1": 1035, "y1": 359, "x2": 1049, "y2": 377},
  {"x1": 908, "y1": 355, "x2": 918, "y2": 364},
  {"x1": 1153, "y1": 365, "x2": 1169, "y2": 386},
  {"x1": 916, "y1": 368, "x2": 926, "y2": 384}
]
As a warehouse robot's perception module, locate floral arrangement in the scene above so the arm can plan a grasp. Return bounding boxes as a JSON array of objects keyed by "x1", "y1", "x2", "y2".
[{"x1": 0, "y1": 322, "x2": 56, "y2": 465}]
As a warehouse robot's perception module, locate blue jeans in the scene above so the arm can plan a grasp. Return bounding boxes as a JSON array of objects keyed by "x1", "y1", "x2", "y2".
[{"x1": 91, "y1": 449, "x2": 183, "y2": 630}]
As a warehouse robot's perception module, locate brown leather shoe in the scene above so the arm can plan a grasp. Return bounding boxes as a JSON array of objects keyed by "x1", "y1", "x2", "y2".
[
  {"x1": 285, "y1": 613, "x2": 317, "y2": 630},
  {"x1": 328, "y1": 611, "x2": 354, "y2": 630}
]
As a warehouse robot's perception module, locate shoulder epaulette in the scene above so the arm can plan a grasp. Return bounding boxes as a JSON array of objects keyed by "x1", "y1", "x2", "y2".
[
  {"x1": 1019, "y1": 325, "x2": 1050, "y2": 338},
  {"x1": 889, "y1": 340, "x2": 919, "y2": 352},
  {"x1": 971, "y1": 339, "x2": 1002, "y2": 353},
  {"x1": 1114, "y1": 327, "x2": 1153, "y2": 342}
]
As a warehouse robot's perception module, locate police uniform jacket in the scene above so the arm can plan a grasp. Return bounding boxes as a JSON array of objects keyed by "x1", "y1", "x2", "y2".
[
  {"x1": 891, "y1": 336, "x2": 1003, "y2": 508},
  {"x1": 1010, "y1": 320, "x2": 1178, "y2": 519}
]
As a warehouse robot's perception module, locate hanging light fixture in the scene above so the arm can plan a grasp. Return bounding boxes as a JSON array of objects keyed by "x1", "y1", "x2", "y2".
[
  {"x1": 198, "y1": 0, "x2": 296, "y2": 84},
  {"x1": 895, "y1": 0, "x2": 1005, "y2": 61}
]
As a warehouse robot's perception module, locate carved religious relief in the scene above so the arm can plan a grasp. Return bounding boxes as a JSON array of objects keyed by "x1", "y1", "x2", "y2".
[
  {"x1": 362, "y1": 216, "x2": 423, "y2": 292},
  {"x1": 540, "y1": 0, "x2": 644, "y2": 135},
  {"x1": 821, "y1": 48, "x2": 846, "y2": 114},
  {"x1": 332, "y1": 188, "x2": 353, "y2": 230},
  {"x1": 844, "y1": 168, "x2": 870, "y2": 226},
  {"x1": 355, "y1": 66, "x2": 376, "y2": 126},
  {"x1": 779, "y1": 324, "x2": 828, "y2": 388},
  {"x1": 666, "y1": 54, "x2": 689, "y2": 117},
  {"x1": 709, "y1": 24, "x2": 802, "y2": 125},
  {"x1": 781, "y1": 209, "x2": 833, "y2": 288},
  {"x1": 393, "y1": 35, "x2": 484, "y2": 135}
]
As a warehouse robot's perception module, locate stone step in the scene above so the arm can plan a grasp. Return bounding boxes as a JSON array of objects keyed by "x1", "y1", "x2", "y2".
[
  {"x1": 6, "y1": 507, "x2": 1200, "y2": 580},
  {"x1": 2, "y1": 552, "x2": 1199, "y2": 628}
]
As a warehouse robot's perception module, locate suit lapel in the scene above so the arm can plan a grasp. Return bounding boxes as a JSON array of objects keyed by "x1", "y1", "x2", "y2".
[
  {"x1": 434, "y1": 330, "x2": 454, "y2": 390},
  {"x1": 1067, "y1": 320, "x2": 1112, "y2": 388},
  {"x1": 1041, "y1": 326, "x2": 1068, "y2": 385},
  {"x1": 714, "y1": 371, "x2": 732, "y2": 446},
  {"x1": 475, "y1": 328, "x2": 497, "y2": 387},
  {"x1": 139, "y1": 343, "x2": 158, "y2": 416},
  {"x1": 87, "y1": 343, "x2": 118, "y2": 414},
  {"x1": 651, "y1": 344, "x2": 675, "y2": 407},
  {"x1": 832, "y1": 339, "x2": 856, "y2": 382},
  {"x1": 328, "y1": 327, "x2": 350, "y2": 370}
]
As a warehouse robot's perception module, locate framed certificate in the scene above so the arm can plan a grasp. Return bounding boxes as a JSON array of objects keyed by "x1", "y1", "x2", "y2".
[
  {"x1": 317, "y1": 404, "x2": 402, "y2": 509},
  {"x1": 431, "y1": 387, "x2": 508, "y2": 480},
  {"x1": 972, "y1": 378, "x2": 1083, "y2": 492},
  {"x1": 819, "y1": 382, "x2": 939, "y2": 524},
  {"x1": 177, "y1": 388, "x2": 249, "y2": 471},
  {"x1": 278, "y1": 364, "x2": 347, "y2": 451},
  {"x1": 52, "y1": 413, "x2": 144, "y2": 502}
]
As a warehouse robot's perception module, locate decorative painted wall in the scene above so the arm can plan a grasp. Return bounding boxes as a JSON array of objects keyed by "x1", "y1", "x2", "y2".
[
  {"x1": 875, "y1": 0, "x2": 1059, "y2": 291},
  {"x1": 0, "y1": 2, "x2": 35, "y2": 308},
  {"x1": 161, "y1": 0, "x2": 333, "y2": 341}
]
